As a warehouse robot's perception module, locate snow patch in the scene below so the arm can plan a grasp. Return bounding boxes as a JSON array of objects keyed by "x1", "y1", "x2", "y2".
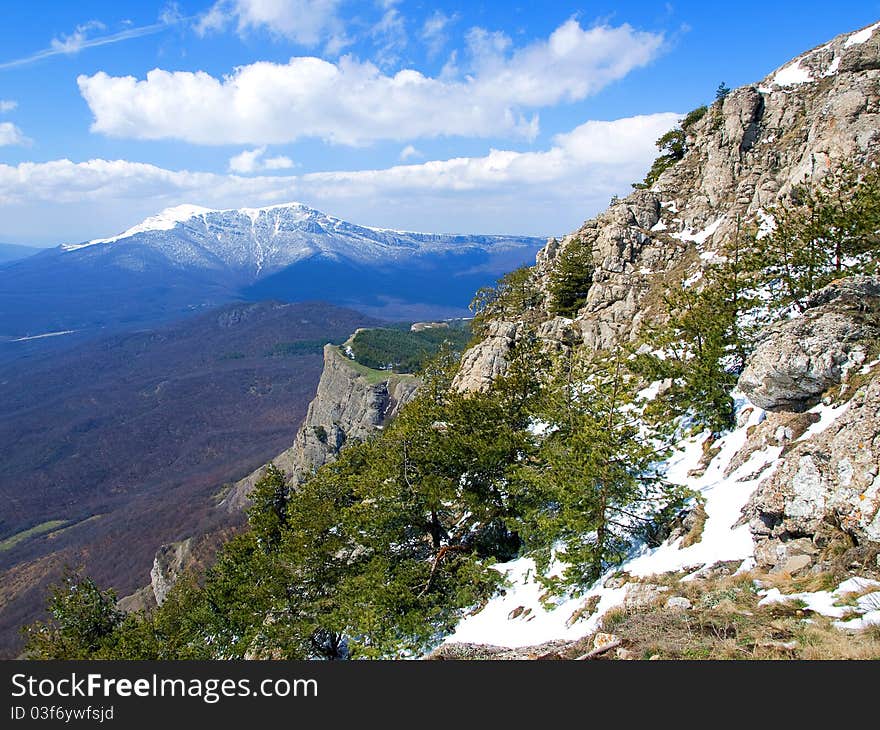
[
  {"x1": 756, "y1": 209, "x2": 776, "y2": 240},
  {"x1": 772, "y1": 60, "x2": 813, "y2": 87},
  {"x1": 757, "y1": 576, "x2": 880, "y2": 630},
  {"x1": 822, "y1": 56, "x2": 841, "y2": 77},
  {"x1": 673, "y1": 217, "x2": 725, "y2": 246},
  {"x1": 844, "y1": 22, "x2": 880, "y2": 48},
  {"x1": 682, "y1": 269, "x2": 703, "y2": 288},
  {"x1": 66, "y1": 204, "x2": 213, "y2": 250},
  {"x1": 798, "y1": 399, "x2": 851, "y2": 440}
]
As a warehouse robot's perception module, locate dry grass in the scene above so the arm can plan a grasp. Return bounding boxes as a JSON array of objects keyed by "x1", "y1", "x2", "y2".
[
  {"x1": 680, "y1": 503, "x2": 707, "y2": 549},
  {"x1": 590, "y1": 571, "x2": 880, "y2": 660},
  {"x1": 757, "y1": 570, "x2": 842, "y2": 594},
  {"x1": 797, "y1": 620, "x2": 880, "y2": 660}
]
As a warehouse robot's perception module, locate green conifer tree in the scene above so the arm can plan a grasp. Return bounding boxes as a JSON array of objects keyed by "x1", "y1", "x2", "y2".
[
  {"x1": 247, "y1": 463, "x2": 289, "y2": 551},
  {"x1": 518, "y1": 347, "x2": 676, "y2": 588},
  {"x1": 548, "y1": 237, "x2": 594, "y2": 316},
  {"x1": 22, "y1": 572, "x2": 124, "y2": 659}
]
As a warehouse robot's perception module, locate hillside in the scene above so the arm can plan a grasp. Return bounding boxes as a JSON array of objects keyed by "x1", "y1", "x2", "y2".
[
  {"x1": 17, "y1": 20, "x2": 880, "y2": 661},
  {"x1": 0, "y1": 300, "x2": 376, "y2": 658}
]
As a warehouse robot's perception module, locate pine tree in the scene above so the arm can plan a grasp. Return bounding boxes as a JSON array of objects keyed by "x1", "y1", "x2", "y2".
[
  {"x1": 633, "y1": 106, "x2": 707, "y2": 190},
  {"x1": 518, "y1": 347, "x2": 676, "y2": 588},
  {"x1": 548, "y1": 237, "x2": 594, "y2": 316},
  {"x1": 469, "y1": 266, "x2": 542, "y2": 335},
  {"x1": 749, "y1": 165, "x2": 880, "y2": 311},
  {"x1": 633, "y1": 219, "x2": 758, "y2": 434},
  {"x1": 22, "y1": 572, "x2": 124, "y2": 659},
  {"x1": 247, "y1": 463, "x2": 289, "y2": 551}
]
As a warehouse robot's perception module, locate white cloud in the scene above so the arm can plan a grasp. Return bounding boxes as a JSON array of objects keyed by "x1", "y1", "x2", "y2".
[
  {"x1": 421, "y1": 10, "x2": 456, "y2": 57},
  {"x1": 0, "y1": 100, "x2": 17, "y2": 113},
  {"x1": 399, "y1": 144, "x2": 421, "y2": 161},
  {"x1": 196, "y1": 0, "x2": 342, "y2": 46},
  {"x1": 301, "y1": 113, "x2": 679, "y2": 193},
  {"x1": 0, "y1": 122, "x2": 29, "y2": 146},
  {"x1": 78, "y1": 19, "x2": 665, "y2": 146},
  {"x1": 159, "y1": 2, "x2": 184, "y2": 26},
  {"x1": 263, "y1": 155, "x2": 295, "y2": 170},
  {"x1": 0, "y1": 112, "x2": 676, "y2": 243},
  {"x1": 229, "y1": 146, "x2": 295, "y2": 173},
  {"x1": 50, "y1": 20, "x2": 107, "y2": 54},
  {"x1": 370, "y1": 6, "x2": 408, "y2": 68}
]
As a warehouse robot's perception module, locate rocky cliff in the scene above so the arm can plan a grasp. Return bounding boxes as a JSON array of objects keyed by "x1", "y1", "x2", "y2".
[
  {"x1": 221, "y1": 343, "x2": 419, "y2": 513},
  {"x1": 123, "y1": 340, "x2": 419, "y2": 608},
  {"x1": 453, "y1": 20, "x2": 880, "y2": 391},
  {"x1": 437, "y1": 21, "x2": 880, "y2": 656},
  {"x1": 741, "y1": 277, "x2": 880, "y2": 572}
]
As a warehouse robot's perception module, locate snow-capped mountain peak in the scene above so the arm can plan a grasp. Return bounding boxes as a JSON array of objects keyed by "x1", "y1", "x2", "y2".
[
  {"x1": 65, "y1": 204, "x2": 216, "y2": 251},
  {"x1": 58, "y1": 201, "x2": 545, "y2": 277}
]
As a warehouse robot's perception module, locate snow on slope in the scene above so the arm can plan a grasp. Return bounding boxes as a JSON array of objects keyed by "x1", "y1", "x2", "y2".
[
  {"x1": 445, "y1": 390, "x2": 862, "y2": 648},
  {"x1": 67, "y1": 205, "x2": 214, "y2": 250},
  {"x1": 760, "y1": 20, "x2": 880, "y2": 91},
  {"x1": 758, "y1": 576, "x2": 880, "y2": 630},
  {"x1": 59, "y1": 202, "x2": 545, "y2": 274}
]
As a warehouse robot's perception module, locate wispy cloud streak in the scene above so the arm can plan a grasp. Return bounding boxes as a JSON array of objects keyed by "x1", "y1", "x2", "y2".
[{"x1": 0, "y1": 21, "x2": 174, "y2": 71}]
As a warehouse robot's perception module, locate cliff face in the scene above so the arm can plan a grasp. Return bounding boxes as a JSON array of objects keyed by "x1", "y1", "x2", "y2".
[
  {"x1": 437, "y1": 22, "x2": 880, "y2": 653},
  {"x1": 221, "y1": 344, "x2": 419, "y2": 512},
  {"x1": 453, "y1": 21, "x2": 880, "y2": 392},
  {"x1": 739, "y1": 278, "x2": 880, "y2": 571},
  {"x1": 123, "y1": 342, "x2": 419, "y2": 608}
]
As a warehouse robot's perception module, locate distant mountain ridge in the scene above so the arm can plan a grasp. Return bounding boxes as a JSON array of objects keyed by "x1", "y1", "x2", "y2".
[
  {"x1": 0, "y1": 202, "x2": 545, "y2": 346},
  {"x1": 0, "y1": 242, "x2": 42, "y2": 264},
  {"x1": 61, "y1": 202, "x2": 535, "y2": 268}
]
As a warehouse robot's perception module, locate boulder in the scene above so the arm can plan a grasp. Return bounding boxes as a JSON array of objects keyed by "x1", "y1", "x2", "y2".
[
  {"x1": 746, "y1": 374, "x2": 880, "y2": 572},
  {"x1": 665, "y1": 596, "x2": 693, "y2": 610},
  {"x1": 738, "y1": 277, "x2": 879, "y2": 411},
  {"x1": 739, "y1": 314, "x2": 867, "y2": 411}
]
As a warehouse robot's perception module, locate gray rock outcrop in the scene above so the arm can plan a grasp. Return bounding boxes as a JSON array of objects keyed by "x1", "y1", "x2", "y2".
[
  {"x1": 150, "y1": 538, "x2": 194, "y2": 606},
  {"x1": 747, "y1": 374, "x2": 880, "y2": 570},
  {"x1": 453, "y1": 21, "x2": 880, "y2": 391},
  {"x1": 738, "y1": 277, "x2": 880, "y2": 411},
  {"x1": 221, "y1": 344, "x2": 419, "y2": 511},
  {"x1": 447, "y1": 21, "x2": 880, "y2": 593},
  {"x1": 739, "y1": 277, "x2": 880, "y2": 572}
]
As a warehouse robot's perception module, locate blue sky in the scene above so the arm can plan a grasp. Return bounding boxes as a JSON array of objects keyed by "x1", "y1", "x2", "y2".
[{"x1": 0, "y1": 0, "x2": 878, "y2": 245}]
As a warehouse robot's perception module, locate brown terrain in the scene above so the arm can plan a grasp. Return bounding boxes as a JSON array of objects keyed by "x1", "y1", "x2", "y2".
[{"x1": 0, "y1": 300, "x2": 377, "y2": 657}]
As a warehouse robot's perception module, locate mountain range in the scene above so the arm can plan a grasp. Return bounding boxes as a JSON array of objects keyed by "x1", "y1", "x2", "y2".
[
  {"x1": 0, "y1": 242, "x2": 42, "y2": 264},
  {"x1": 0, "y1": 202, "x2": 545, "y2": 351}
]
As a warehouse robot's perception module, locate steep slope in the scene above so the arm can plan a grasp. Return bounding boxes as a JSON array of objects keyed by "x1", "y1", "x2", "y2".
[
  {"x1": 0, "y1": 202, "x2": 545, "y2": 344},
  {"x1": 221, "y1": 344, "x2": 419, "y2": 514},
  {"x1": 442, "y1": 277, "x2": 880, "y2": 655},
  {"x1": 134, "y1": 342, "x2": 421, "y2": 609},
  {"x1": 437, "y1": 20, "x2": 880, "y2": 655}
]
